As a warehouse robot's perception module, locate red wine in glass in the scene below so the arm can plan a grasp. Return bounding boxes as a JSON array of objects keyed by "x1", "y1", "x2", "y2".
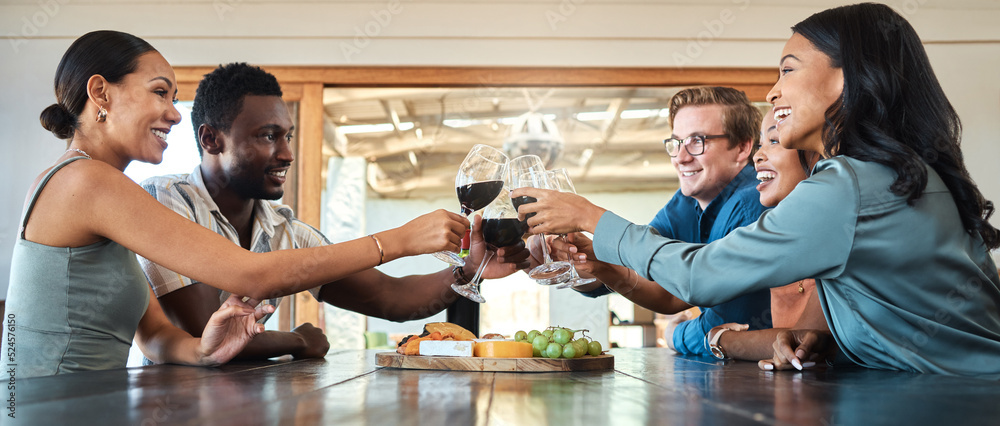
[
  {"x1": 482, "y1": 217, "x2": 525, "y2": 248},
  {"x1": 511, "y1": 195, "x2": 537, "y2": 220},
  {"x1": 452, "y1": 196, "x2": 520, "y2": 304},
  {"x1": 433, "y1": 144, "x2": 509, "y2": 267},
  {"x1": 457, "y1": 180, "x2": 505, "y2": 215}
]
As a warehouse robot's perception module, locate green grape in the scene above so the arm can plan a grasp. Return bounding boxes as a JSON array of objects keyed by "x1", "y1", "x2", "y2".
[
  {"x1": 552, "y1": 328, "x2": 572, "y2": 345},
  {"x1": 588, "y1": 340, "x2": 603, "y2": 357},
  {"x1": 544, "y1": 342, "x2": 563, "y2": 359},
  {"x1": 514, "y1": 330, "x2": 528, "y2": 342},
  {"x1": 527, "y1": 330, "x2": 541, "y2": 342},
  {"x1": 572, "y1": 340, "x2": 587, "y2": 358},
  {"x1": 532, "y1": 347, "x2": 542, "y2": 357},
  {"x1": 561, "y1": 343, "x2": 577, "y2": 359},
  {"x1": 541, "y1": 329, "x2": 554, "y2": 340},
  {"x1": 532, "y1": 335, "x2": 550, "y2": 352}
]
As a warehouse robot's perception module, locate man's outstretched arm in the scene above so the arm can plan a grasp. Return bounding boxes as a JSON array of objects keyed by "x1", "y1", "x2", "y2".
[{"x1": 158, "y1": 283, "x2": 329, "y2": 360}]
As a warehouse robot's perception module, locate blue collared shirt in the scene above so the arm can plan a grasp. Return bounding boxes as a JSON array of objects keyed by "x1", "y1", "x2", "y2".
[{"x1": 582, "y1": 165, "x2": 772, "y2": 355}]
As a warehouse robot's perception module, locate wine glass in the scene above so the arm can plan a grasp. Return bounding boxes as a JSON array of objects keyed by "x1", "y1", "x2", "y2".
[
  {"x1": 548, "y1": 169, "x2": 598, "y2": 289},
  {"x1": 507, "y1": 156, "x2": 573, "y2": 286},
  {"x1": 431, "y1": 144, "x2": 508, "y2": 266},
  {"x1": 451, "y1": 192, "x2": 524, "y2": 303},
  {"x1": 507, "y1": 155, "x2": 546, "y2": 225}
]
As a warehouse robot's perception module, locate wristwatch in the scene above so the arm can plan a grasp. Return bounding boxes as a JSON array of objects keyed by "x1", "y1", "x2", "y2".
[
  {"x1": 706, "y1": 323, "x2": 748, "y2": 360},
  {"x1": 452, "y1": 265, "x2": 472, "y2": 285}
]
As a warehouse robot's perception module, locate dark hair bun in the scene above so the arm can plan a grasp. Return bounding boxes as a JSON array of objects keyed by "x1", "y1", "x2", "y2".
[{"x1": 40, "y1": 103, "x2": 77, "y2": 139}]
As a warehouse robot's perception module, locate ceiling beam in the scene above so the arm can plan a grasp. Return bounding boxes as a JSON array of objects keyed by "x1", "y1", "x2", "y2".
[{"x1": 380, "y1": 99, "x2": 405, "y2": 139}]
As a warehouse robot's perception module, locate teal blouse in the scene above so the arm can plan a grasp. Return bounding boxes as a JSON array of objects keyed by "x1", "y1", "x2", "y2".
[{"x1": 594, "y1": 156, "x2": 1000, "y2": 377}]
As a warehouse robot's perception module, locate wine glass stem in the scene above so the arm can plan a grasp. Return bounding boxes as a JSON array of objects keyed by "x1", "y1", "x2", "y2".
[
  {"x1": 570, "y1": 266, "x2": 581, "y2": 279},
  {"x1": 559, "y1": 234, "x2": 582, "y2": 279},
  {"x1": 539, "y1": 233, "x2": 554, "y2": 263},
  {"x1": 470, "y1": 249, "x2": 495, "y2": 285}
]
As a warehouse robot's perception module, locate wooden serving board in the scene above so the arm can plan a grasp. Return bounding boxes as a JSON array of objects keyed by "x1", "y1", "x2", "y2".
[{"x1": 375, "y1": 352, "x2": 613, "y2": 372}]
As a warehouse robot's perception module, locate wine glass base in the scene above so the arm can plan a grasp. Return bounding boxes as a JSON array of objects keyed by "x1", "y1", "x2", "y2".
[
  {"x1": 432, "y1": 251, "x2": 466, "y2": 267},
  {"x1": 556, "y1": 277, "x2": 598, "y2": 289},
  {"x1": 529, "y1": 262, "x2": 573, "y2": 286},
  {"x1": 451, "y1": 283, "x2": 486, "y2": 303}
]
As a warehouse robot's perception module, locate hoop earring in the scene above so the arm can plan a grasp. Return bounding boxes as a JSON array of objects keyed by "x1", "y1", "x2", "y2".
[{"x1": 96, "y1": 106, "x2": 108, "y2": 123}]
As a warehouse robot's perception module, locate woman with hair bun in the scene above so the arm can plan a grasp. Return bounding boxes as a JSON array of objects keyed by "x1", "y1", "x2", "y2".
[{"x1": 2, "y1": 30, "x2": 468, "y2": 377}]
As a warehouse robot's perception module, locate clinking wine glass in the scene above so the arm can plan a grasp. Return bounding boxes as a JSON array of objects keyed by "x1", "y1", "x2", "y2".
[
  {"x1": 507, "y1": 157, "x2": 573, "y2": 285},
  {"x1": 451, "y1": 192, "x2": 524, "y2": 304},
  {"x1": 431, "y1": 144, "x2": 509, "y2": 267},
  {"x1": 507, "y1": 154, "x2": 547, "y2": 226},
  {"x1": 547, "y1": 168, "x2": 598, "y2": 289}
]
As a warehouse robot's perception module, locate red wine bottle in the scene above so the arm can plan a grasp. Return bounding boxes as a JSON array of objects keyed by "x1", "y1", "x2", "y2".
[{"x1": 459, "y1": 227, "x2": 471, "y2": 258}]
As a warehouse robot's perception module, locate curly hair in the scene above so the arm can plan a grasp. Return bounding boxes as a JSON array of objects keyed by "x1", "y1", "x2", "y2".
[
  {"x1": 190, "y1": 62, "x2": 283, "y2": 156},
  {"x1": 792, "y1": 3, "x2": 1000, "y2": 249}
]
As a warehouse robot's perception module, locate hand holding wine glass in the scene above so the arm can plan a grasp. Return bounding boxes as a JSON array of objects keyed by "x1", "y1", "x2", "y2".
[
  {"x1": 466, "y1": 215, "x2": 533, "y2": 276},
  {"x1": 451, "y1": 193, "x2": 525, "y2": 303},
  {"x1": 393, "y1": 209, "x2": 469, "y2": 257},
  {"x1": 509, "y1": 186, "x2": 607, "y2": 236},
  {"x1": 507, "y1": 156, "x2": 572, "y2": 285},
  {"x1": 546, "y1": 169, "x2": 598, "y2": 289},
  {"x1": 507, "y1": 155, "x2": 546, "y2": 225},
  {"x1": 432, "y1": 144, "x2": 509, "y2": 267}
]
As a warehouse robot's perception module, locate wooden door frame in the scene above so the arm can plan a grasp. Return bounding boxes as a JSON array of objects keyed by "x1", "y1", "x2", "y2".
[
  {"x1": 175, "y1": 65, "x2": 776, "y2": 223},
  {"x1": 173, "y1": 66, "x2": 776, "y2": 331}
]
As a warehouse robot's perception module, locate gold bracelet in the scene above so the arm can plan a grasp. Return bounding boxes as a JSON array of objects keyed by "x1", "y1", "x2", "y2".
[{"x1": 369, "y1": 234, "x2": 385, "y2": 265}]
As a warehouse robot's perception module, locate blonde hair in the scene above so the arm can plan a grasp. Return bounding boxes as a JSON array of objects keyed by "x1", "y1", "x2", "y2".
[{"x1": 667, "y1": 86, "x2": 762, "y2": 154}]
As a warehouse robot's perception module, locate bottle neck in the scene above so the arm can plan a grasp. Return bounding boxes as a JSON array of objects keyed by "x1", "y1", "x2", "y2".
[{"x1": 459, "y1": 227, "x2": 472, "y2": 257}]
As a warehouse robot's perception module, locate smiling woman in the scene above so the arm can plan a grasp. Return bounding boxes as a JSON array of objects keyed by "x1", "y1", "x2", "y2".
[
  {"x1": 511, "y1": 3, "x2": 1000, "y2": 377},
  {"x1": 753, "y1": 111, "x2": 818, "y2": 208},
  {"x1": 767, "y1": 33, "x2": 843, "y2": 154},
  {"x1": 0, "y1": 30, "x2": 471, "y2": 378},
  {"x1": 123, "y1": 102, "x2": 201, "y2": 184}
]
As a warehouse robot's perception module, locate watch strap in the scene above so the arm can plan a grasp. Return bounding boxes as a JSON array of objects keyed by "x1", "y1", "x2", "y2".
[{"x1": 706, "y1": 323, "x2": 748, "y2": 360}]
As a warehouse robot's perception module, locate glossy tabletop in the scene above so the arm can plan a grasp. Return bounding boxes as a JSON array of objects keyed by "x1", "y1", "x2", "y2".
[{"x1": 11, "y1": 348, "x2": 1000, "y2": 425}]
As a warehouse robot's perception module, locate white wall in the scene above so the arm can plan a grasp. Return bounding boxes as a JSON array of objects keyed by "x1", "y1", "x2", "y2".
[{"x1": 2, "y1": 0, "x2": 1000, "y2": 299}]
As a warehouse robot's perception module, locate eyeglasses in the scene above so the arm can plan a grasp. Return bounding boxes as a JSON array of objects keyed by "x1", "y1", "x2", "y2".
[{"x1": 663, "y1": 134, "x2": 728, "y2": 157}]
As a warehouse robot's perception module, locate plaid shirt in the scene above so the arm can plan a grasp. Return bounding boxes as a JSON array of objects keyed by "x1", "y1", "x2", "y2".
[{"x1": 136, "y1": 166, "x2": 328, "y2": 324}]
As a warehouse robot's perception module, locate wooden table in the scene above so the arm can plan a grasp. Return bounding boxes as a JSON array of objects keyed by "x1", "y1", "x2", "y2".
[{"x1": 12, "y1": 348, "x2": 1000, "y2": 425}]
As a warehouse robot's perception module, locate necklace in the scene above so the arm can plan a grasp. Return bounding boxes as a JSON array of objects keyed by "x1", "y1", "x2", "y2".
[{"x1": 66, "y1": 148, "x2": 92, "y2": 159}]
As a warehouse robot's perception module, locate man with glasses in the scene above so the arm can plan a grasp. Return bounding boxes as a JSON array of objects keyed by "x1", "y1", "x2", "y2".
[{"x1": 572, "y1": 86, "x2": 770, "y2": 357}]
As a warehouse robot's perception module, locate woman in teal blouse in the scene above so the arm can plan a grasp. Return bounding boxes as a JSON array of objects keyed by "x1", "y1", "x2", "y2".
[{"x1": 514, "y1": 3, "x2": 1000, "y2": 377}]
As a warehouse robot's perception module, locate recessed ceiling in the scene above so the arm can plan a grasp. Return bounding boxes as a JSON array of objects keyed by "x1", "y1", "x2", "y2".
[{"x1": 322, "y1": 86, "x2": 770, "y2": 199}]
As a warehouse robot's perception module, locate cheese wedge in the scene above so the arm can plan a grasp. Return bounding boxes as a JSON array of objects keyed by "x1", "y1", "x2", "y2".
[
  {"x1": 473, "y1": 340, "x2": 533, "y2": 358},
  {"x1": 418, "y1": 340, "x2": 474, "y2": 357}
]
